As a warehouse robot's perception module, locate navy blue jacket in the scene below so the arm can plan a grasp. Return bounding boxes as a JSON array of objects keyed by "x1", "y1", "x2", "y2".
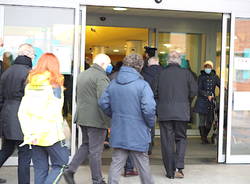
[
  {"x1": 194, "y1": 70, "x2": 220, "y2": 114},
  {"x1": 99, "y1": 66, "x2": 156, "y2": 152}
]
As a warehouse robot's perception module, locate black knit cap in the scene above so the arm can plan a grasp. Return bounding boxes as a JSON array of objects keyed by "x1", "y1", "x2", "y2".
[{"x1": 144, "y1": 46, "x2": 157, "y2": 58}]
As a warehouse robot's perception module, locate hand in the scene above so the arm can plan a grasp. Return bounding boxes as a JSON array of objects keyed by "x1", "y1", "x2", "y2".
[{"x1": 208, "y1": 96, "x2": 214, "y2": 101}]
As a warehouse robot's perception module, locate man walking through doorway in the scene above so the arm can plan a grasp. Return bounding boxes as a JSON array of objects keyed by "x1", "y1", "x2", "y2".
[
  {"x1": 156, "y1": 51, "x2": 197, "y2": 179},
  {"x1": 63, "y1": 54, "x2": 112, "y2": 184}
]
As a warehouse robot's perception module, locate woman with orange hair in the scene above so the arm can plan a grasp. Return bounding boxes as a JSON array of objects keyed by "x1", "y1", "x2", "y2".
[{"x1": 18, "y1": 53, "x2": 69, "y2": 184}]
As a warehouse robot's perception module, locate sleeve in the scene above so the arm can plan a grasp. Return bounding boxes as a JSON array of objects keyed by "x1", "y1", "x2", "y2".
[
  {"x1": 141, "y1": 83, "x2": 156, "y2": 128},
  {"x1": 188, "y1": 71, "x2": 198, "y2": 98},
  {"x1": 98, "y1": 86, "x2": 112, "y2": 117},
  {"x1": 96, "y1": 76, "x2": 111, "y2": 125},
  {"x1": 97, "y1": 77, "x2": 110, "y2": 99},
  {"x1": 215, "y1": 75, "x2": 221, "y2": 88}
]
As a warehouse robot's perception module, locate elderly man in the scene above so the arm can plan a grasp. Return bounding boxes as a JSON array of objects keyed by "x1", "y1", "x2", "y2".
[
  {"x1": 0, "y1": 43, "x2": 34, "y2": 184},
  {"x1": 64, "y1": 54, "x2": 112, "y2": 184},
  {"x1": 99, "y1": 54, "x2": 156, "y2": 184},
  {"x1": 156, "y1": 51, "x2": 197, "y2": 179}
]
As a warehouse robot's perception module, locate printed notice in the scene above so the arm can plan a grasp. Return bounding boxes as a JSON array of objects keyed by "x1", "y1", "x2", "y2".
[{"x1": 233, "y1": 91, "x2": 250, "y2": 110}]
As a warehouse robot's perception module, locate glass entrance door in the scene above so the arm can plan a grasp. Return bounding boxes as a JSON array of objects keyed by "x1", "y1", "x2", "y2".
[
  {"x1": 226, "y1": 15, "x2": 250, "y2": 163},
  {"x1": 1, "y1": 4, "x2": 80, "y2": 165}
]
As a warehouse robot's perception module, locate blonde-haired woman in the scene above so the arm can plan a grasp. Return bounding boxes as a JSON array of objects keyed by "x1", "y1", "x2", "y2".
[{"x1": 18, "y1": 53, "x2": 69, "y2": 184}]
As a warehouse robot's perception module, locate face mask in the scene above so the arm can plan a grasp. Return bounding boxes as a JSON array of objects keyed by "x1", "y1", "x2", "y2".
[
  {"x1": 205, "y1": 68, "x2": 212, "y2": 74},
  {"x1": 106, "y1": 64, "x2": 113, "y2": 74}
]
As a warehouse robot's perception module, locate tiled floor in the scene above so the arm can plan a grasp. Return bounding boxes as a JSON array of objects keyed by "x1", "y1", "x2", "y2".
[{"x1": 1, "y1": 137, "x2": 249, "y2": 183}]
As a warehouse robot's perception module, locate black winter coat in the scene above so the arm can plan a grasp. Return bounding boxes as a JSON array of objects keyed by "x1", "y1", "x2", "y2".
[
  {"x1": 156, "y1": 64, "x2": 198, "y2": 122},
  {"x1": 194, "y1": 70, "x2": 220, "y2": 114},
  {"x1": 0, "y1": 56, "x2": 32, "y2": 140},
  {"x1": 141, "y1": 65, "x2": 163, "y2": 93}
]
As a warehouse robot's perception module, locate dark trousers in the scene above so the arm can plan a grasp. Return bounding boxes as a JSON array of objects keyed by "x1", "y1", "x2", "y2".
[
  {"x1": 0, "y1": 139, "x2": 31, "y2": 184},
  {"x1": 32, "y1": 141, "x2": 69, "y2": 184},
  {"x1": 68, "y1": 126, "x2": 106, "y2": 184},
  {"x1": 159, "y1": 121, "x2": 187, "y2": 177},
  {"x1": 124, "y1": 154, "x2": 134, "y2": 172}
]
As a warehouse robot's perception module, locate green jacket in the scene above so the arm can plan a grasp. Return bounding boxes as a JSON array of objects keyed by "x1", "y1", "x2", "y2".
[{"x1": 76, "y1": 64, "x2": 110, "y2": 129}]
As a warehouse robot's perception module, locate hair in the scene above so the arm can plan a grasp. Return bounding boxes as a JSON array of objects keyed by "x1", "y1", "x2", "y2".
[
  {"x1": 123, "y1": 54, "x2": 144, "y2": 72},
  {"x1": 3, "y1": 52, "x2": 13, "y2": 71},
  {"x1": 148, "y1": 57, "x2": 159, "y2": 66},
  {"x1": 28, "y1": 53, "x2": 64, "y2": 87},
  {"x1": 144, "y1": 46, "x2": 157, "y2": 58},
  {"x1": 168, "y1": 51, "x2": 182, "y2": 65},
  {"x1": 18, "y1": 43, "x2": 35, "y2": 59},
  {"x1": 93, "y1": 54, "x2": 111, "y2": 66}
]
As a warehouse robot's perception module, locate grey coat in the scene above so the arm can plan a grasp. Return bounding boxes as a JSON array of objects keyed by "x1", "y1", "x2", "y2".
[
  {"x1": 156, "y1": 64, "x2": 198, "y2": 122},
  {"x1": 75, "y1": 64, "x2": 110, "y2": 129}
]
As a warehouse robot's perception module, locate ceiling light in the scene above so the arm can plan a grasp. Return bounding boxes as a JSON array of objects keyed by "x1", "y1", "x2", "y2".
[
  {"x1": 113, "y1": 7, "x2": 127, "y2": 11},
  {"x1": 113, "y1": 49, "x2": 119, "y2": 52},
  {"x1": 163, "y1": 44, "x2": 172, "y2": 48}
]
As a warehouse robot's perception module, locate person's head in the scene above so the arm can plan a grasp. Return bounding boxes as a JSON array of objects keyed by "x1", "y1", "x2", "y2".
[
  {"x1": 93, "y1": 54, "x2": 112, "y2": 72},
  {"x1": 144, "y1": 46, "x2": 157, "y2": 59},
  {"x1": 28, "y1": 53, "x2": 64, "y2": 87},
  {"x1": 123, "y1": 54, "x2": 144, "y2": 72},
  {"x1": 167, "y1": 51, "x2": 182, "y2": 65},
  {"x1": 18, "y1": 43, "x2": 35, "y2": 60},
  {"x1": 203, "y1": 60, "x2": 213, "y2": 74},
  {"x1": 3, "y1": 52, "x2": 13, "y2": 71},
  {"x1": 113, "y1": 61, "x2": 123, "y2": 72},
  {"x1": 148, "y1": 57, "x2": 160, "y2": 66}
]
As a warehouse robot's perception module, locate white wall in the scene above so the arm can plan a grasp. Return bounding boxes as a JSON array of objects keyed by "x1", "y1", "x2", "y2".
[{"x1": 83, "y1": 0, "x2": 250, "y2": 15}]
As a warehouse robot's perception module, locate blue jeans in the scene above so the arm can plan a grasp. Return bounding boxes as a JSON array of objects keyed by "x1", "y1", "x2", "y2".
[
  {"x1": 0, "y1": 139, "x2": 31, "y2": 184},
  {"x1": 124, "y1": 154, "x2": 134, "y2": 172},
  {"x1": 32, "y1": 141, "x2": 69, "y2": 184}
]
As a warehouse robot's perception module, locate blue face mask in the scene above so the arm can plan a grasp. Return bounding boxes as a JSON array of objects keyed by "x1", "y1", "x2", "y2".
[
  {"x1": 106, "y1": 64, "x2": 113, "y2": 74},
  {"x1": 205, "y1": 68, "x2": 212, "y2": 74}
]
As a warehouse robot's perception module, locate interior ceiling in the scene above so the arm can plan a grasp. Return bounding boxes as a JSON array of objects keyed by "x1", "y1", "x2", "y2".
[
  {"x1": 86, "y1": 26, "x2": 148, "y2": 55},
  {"x1": 87, "y1": 6, "x2": 222, "y2": 20}
]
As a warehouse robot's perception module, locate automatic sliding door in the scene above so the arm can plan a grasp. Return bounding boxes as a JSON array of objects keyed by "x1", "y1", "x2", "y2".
[{"x1": 226, "y1": 15, "x2": 250, "y2": 163}]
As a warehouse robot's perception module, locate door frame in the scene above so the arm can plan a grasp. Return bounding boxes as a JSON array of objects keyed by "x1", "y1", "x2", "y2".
[
  {"x1": 226, "y1": 12, "x2": 250, "y2": 163},
  {"x1": 0, "y1": 3, "x2": 81, "y2": 165}
]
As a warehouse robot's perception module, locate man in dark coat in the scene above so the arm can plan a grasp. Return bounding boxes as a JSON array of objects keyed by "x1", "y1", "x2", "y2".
[
  {"x1": 141, "y1": 57, "x2": 163, "y2": 155},
  {"x1": 194, "y1": 61, "x2": 220, "y2": 144},
  {"x1": 99, "y1": 54, "x2": 156, "y2": 184},
  {"x1": 156, "y1": 51, "x2": 197, "y2": 179},
  {"x1": 63, "y1": 54, "x2": 111, "y2": 184},
  {"x1": 0, "y1": 43, "x2": 34, "y2": 184}
]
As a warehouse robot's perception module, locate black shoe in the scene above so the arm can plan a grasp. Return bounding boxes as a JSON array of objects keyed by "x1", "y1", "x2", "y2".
[
  {"x1": 165, "y1": 174, "x2": 174, "y2": 179},
  {"x1": 63, "y1": 169, "x2": 76, "y2": 184},
  {"x1": 0, "y1": 178, "x2": 6, "y2": 183}
]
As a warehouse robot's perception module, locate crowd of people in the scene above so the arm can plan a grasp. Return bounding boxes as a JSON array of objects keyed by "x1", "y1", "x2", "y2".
[{"x1": 0, "y1": 39, "x2": 220, "y2": 184}]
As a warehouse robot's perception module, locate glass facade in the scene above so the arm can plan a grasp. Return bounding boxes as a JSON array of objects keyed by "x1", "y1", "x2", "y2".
[
  {"x1": 3, "y1": 5, "x2": 75, "y2": 154},
  {"x1": 230, "y1": 18, "x2": 250, "y2": 155}
]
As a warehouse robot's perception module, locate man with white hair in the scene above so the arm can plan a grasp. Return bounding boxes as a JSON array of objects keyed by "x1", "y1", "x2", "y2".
[
  {"x1": 156, "y1": 51, "x2": 197, "y2": 179},
  {"x1": 0, "y1": 43, "x2": 34, "y2": 184},
  {"x1": 64, "y1": 54, "x2": 112, "y2": 184}
]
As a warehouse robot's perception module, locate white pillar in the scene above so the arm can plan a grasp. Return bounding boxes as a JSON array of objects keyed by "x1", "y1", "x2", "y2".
[
  {"x1": 92, "y1": 46, "x2": 105, "y2": 59},
  {"x1": 126, "y1": 40, "x2": 143, "y2": 55}
]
